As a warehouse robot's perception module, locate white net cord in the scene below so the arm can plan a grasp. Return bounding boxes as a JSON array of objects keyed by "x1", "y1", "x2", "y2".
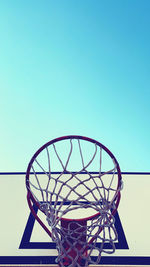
[{"x1": 27, "y1": 137, "x2": 122, "y2": 267}]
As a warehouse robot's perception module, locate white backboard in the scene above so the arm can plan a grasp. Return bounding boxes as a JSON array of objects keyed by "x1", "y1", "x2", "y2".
[{"x1": 0, "y1": 172, "x2": 150, "y2": 266}]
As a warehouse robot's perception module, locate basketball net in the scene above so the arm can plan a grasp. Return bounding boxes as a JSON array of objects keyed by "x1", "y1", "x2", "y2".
[{"x1": 26, "y1": 136, "x2": 122, "y2": 266}]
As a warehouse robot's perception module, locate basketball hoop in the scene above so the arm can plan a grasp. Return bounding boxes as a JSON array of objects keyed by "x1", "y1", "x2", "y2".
[{"x1": 26, "y1": 135, "x2": 122, "y2": 266}]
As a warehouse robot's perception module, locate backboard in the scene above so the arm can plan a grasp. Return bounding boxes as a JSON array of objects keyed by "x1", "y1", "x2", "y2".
[{"x1": 0, "y1": 172, "x2": 150, "y2": 266}]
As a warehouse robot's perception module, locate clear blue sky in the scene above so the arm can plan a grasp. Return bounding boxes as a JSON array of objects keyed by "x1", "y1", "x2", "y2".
[{"x1": 0, "y1": 0, "x2": 150, "y2": 172}]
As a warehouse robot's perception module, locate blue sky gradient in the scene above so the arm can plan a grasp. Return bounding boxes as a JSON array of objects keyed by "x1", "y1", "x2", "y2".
[{"x1": 0, "y1": 0, "x2": 150, "y2": 171}]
